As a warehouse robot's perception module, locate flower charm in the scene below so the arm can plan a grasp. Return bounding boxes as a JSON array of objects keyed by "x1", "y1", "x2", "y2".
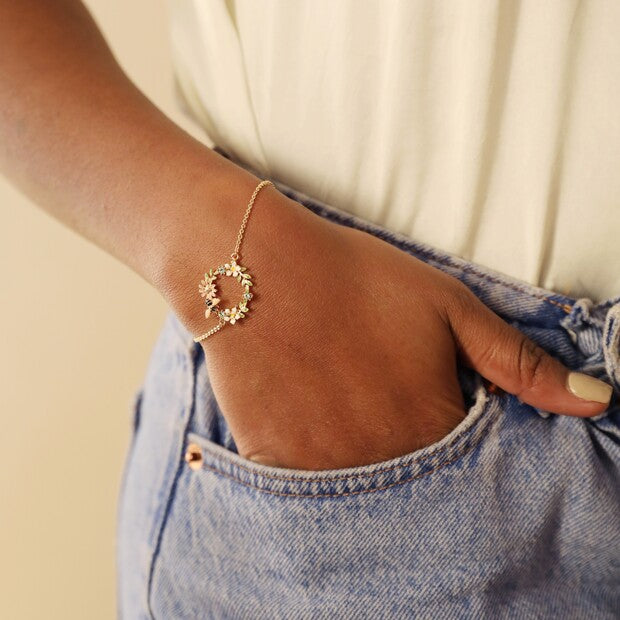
[
  {"x1": 225, "y1": 260, "x2": 244, "y2": 278},
  {"x1": 199, "y1": 271, "x2": 221, "y2": 318},
  {"x1": 222, "y1": 306, "x2": 245, "y2": 324},
  {"x1": 198, "y1": 273, "x2": 217, "y2": 298}
]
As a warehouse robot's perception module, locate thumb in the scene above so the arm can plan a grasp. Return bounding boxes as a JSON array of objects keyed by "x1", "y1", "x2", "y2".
[{"x1": 448, "y1": 290, "x2": 613, "y2": 417}]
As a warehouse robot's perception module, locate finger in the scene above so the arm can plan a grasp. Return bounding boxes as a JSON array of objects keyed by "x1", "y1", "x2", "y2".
[
  {"x1": 247, "y1": 453, "x2": 279, "y2": 467},
  {"x1": 447, "y1": 289, "x2": 613, "y2": 417}
]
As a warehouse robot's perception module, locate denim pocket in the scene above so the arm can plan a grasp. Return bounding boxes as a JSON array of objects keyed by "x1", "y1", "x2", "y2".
[
  {"x1": 139, "y1": 314, "x2": 620, "y2": 619},
  {"x1": 180, "y1": 376, "x2": 498, "y2": 499},
  {"x1": 148, "y1": 368, "x2": 503, "y2": 617}
]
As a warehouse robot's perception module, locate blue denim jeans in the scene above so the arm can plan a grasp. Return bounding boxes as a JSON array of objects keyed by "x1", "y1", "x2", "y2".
[{"x1": 117, "y1": 147, "x2": 620, "y2": 618}]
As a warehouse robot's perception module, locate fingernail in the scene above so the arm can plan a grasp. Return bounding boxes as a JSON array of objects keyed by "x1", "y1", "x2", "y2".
[
  {"x1": 248, "y1": 454, "x2": 278, "y2": 467},
  {"x1": 566, "y1": 372, "x2": 613, "y2": 404}
]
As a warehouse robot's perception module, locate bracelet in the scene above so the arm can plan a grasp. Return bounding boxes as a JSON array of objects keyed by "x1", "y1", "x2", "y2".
[{"x1": 193, "y1": 179, "x2": 274, "y2": 343}]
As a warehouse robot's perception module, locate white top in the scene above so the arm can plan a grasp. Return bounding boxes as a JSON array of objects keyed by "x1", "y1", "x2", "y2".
[{"x1": 166, "y1": 0, "x2": 620, "y2": 303}]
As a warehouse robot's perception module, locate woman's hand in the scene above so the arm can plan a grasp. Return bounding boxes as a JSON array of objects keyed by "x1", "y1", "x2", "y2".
[
  {"x1": 166, "y1": 187, "x2": 613, "y2": 470},
  {"x1": 0, "y1": 0, "x2": 610, "y2": 471}
]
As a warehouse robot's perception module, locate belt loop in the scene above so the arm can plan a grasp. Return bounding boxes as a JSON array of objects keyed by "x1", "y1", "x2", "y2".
[{"x1": 603, "y1": 302, "x2": 620, "y2": 393}]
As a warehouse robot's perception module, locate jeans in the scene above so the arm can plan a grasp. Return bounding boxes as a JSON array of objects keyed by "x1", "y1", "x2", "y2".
[{"x1": 117, "y1": 146, "x2": 620, "y2": 619}]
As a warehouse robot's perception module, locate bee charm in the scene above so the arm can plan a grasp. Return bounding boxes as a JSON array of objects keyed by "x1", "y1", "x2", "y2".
[{"x1": 204, "y1": 296, "x2": 221, "y2": 319}]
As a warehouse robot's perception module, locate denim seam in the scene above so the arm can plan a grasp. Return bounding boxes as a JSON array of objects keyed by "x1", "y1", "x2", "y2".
[
  {"x1": 189, "y1": 392, "x2": 493, "y2": 482},
  {"x1": 115, "y1": 387, "x2": 145, "y2": 619},
  {"x1": 145, "y1": 344, "x2": 199, "y2": 620},
  {"x1": 190, "y1": 435, "x2": 494, "y2": 499},
  {"x1": 186, "y1": 392, "x2": 501, "y2": 494},
  {"x1": 415, "y1": 249, "x2": 572, "y2": 313}
]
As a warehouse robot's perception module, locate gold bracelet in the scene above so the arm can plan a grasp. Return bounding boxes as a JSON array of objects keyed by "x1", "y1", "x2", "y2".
[{"x1": 193, "y1": 179, "x2": 274, "y2": 343}]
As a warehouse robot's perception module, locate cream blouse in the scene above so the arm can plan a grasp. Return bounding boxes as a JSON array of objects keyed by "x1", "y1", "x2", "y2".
[{"x1": 166, "y1": 0, "x2": 620, "y2": 303}]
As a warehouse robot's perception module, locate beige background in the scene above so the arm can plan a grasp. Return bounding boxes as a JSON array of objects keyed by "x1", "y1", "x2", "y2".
[{"x1": 0, "y1": 1, "x2": 208, "y2": 617}]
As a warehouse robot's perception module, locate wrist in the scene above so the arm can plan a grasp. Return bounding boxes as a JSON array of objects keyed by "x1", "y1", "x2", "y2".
[{"x1": 151, "y1": 167, "x2": 292, "y2": 341}]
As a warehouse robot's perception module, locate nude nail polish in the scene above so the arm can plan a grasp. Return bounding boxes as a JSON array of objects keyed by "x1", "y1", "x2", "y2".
[{"x1": 566, "y1": 372, "x2": 613, "y2": 404}]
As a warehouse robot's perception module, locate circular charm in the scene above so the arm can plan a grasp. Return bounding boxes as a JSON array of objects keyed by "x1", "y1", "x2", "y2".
[{"x1": 198, "y1": 259, "x2": 254, "y2": 324}]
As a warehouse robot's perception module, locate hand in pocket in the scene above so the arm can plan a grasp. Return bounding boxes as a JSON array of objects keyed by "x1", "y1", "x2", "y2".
[{"x1": 178, "y1": 192, "x2": 612, "y2": 470}]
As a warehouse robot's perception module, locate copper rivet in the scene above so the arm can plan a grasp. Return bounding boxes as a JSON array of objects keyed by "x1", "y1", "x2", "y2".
[{"x1": 185, "y1": 443, "x2": 203, "y2": 471}]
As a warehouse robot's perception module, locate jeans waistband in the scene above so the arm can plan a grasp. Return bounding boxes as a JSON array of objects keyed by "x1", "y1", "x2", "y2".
[{"x1": 175, "y1": 144, "x2": 620, "y2": 394}]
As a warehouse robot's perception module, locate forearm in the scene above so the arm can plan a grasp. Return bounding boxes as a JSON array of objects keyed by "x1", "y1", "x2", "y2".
[{"x1": 0, "y1": 0, "x2": 264, "y2": 294}]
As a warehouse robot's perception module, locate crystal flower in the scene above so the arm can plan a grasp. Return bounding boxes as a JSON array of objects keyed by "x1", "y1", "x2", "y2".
[
  {"x1": 222, "y1": 306, "x2": 244, "y2": 324},
  {"x1": 225, "y1": 261, "x2": 243, "y2": 278}
]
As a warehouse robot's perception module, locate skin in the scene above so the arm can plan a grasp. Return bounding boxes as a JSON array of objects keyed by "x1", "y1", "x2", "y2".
[{"x1": 0, "y1": 0, "x2": 611, "y2": 471}]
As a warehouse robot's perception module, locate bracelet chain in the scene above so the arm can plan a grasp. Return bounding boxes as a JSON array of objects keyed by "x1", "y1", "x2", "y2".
[{"x1": 193, "y1": 179, "x2": 274, "y2": 343}]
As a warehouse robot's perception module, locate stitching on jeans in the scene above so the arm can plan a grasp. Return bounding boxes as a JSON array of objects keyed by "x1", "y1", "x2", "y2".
[
  {"x1": 413, "y1": 247, "x2": 572, "y2": 313},
  {"x1": 190, "y1": 391, "x2": 499, "y2": 486},
  {"x1": 145, "y1": 345, "x2": 199, "y2": 620},
  {"x1": 196, "y1": 446, "x2": 480, "y2": 498},
  {"x1": 194, "y1": 393, "x2": 493, "y2": 481}
]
